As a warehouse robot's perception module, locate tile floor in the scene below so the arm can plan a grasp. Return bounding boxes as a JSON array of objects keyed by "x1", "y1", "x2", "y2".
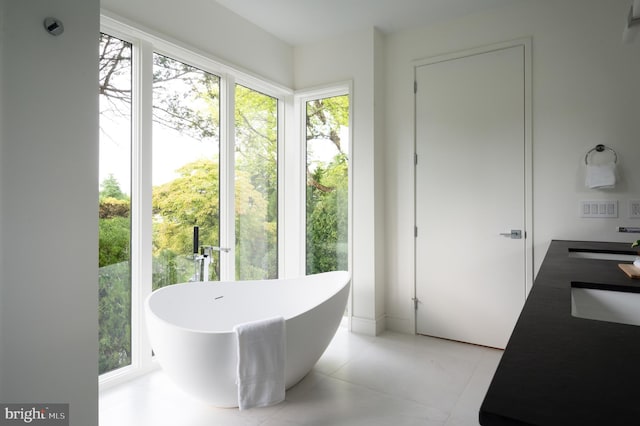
[{"x1": 99, "y1": 328, "x2": 502, "y2": 426}]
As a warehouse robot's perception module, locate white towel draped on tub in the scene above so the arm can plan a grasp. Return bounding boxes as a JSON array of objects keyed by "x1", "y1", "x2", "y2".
[
  {"x1": 585, "y1": 162, "x2": 616, "y2": 189},
  {"x1": 233, "y1": 316, "x2": 286, "y2": 410}
]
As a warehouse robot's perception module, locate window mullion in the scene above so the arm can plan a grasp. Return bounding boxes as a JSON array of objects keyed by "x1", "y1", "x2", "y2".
[
  {"x1": 131, "y1": 39, "x2": 154, "y2": 372},
  {"x1": 278, "y1": 96, "x2": 291, "y2": 278},
  {"x1": 219, "y1": 75, "x2": 236, "y2": 281}
]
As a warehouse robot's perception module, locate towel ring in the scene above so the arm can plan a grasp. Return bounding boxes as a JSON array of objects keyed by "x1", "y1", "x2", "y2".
[{"x1": 584, "y1": 144, "x2": 617, "y2": 165}]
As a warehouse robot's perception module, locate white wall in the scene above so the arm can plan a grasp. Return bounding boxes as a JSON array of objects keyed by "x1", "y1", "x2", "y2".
[
  {"x1": 101, "y1": 0, "x2": 294, "y2": 88},
  {"x1": 294, "y1": 29, "x2": 386, "y2": 335},
  {"x1": 0, "y1": 0, "x2": 99, "y2": 424},
  {"x1": 384, "y1": 0, "x2": 640, "y2": 333}
]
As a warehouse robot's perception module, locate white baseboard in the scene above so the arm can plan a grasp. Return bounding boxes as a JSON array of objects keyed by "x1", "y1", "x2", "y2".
[
  {"x1": 385, "y1": 315, "x2": 414, "y2": 335},
  {"x1": 350, "y1": 315, "x2": 386, "y2": 336}
]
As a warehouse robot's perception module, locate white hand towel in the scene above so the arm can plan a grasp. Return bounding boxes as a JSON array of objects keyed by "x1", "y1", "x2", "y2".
[
  {"x1": 234, "y1": 316, "x2": 285, "y2": 410},
  {"x1": 585, "y1": 162, "x2": 616, "y2": 189}
]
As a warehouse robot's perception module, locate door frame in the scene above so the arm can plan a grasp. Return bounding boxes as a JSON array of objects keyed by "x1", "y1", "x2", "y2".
[{"x1": 412, "y1": 38, "x2": 534, "y2": 334}]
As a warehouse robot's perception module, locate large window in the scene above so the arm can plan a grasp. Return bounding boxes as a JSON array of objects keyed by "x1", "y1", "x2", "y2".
[
  {"x1": 305, "y1": 94, "x2": 350, "y2": 274},
  {"x1": 234, "y1": 85, "x2": 278, "y2": 280},
  {"x1": 151, "y1": 54, "x2": 221, "y2": 287},
  {"x1": 98, "y1": 25, "x2": 283, "y2": 383},
  {"x1": 98, "y1": 33, "x2": 132, "y2": 375}
]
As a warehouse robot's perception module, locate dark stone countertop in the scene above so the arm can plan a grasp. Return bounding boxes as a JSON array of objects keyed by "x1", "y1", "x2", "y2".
[{"x1": 479, "y1": 240, "x2": 640, "y2": 426}]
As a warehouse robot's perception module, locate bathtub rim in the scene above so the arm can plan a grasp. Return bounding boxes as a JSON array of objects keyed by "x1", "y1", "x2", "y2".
[{"x1": 145, "y1": 270, "x2": 351, "y2": 335}]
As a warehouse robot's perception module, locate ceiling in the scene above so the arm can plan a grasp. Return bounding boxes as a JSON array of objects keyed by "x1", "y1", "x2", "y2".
[{"x1": 214, "y1": 0, "x2": 522, "y2": 46}]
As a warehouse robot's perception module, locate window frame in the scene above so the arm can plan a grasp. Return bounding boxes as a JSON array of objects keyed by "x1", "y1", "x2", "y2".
[
  {"x1": 293, "y1": 84, "x2": 353, "y2": 278},
  {"x1": 98, "y1": 32, "x2": 134, "y2": 377},
  {"x1": 99, "y1": 14, "x2": 290, "y2": 389}
]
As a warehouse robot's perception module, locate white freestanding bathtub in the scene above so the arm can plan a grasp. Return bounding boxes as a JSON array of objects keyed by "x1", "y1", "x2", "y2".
[{"x1": 145, "y1": 271, "x2": 350, "y2": 407}]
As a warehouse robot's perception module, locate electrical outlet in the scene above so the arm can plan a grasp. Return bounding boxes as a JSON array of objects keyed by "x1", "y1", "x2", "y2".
[
  {"x1": 630, "y1": 200, "x2": 640, "y2": 218},
  {"x1": 580, "y1": 200, "x2": 618, "y2": 218}
]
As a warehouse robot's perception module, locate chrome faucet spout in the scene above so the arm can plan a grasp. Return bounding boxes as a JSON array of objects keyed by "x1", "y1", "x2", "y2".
[
  {"x1": 203, "y1": 245, "x2": 231, "y2": 253},
  {"x1": 191, "y1": 245, "x2": 230, "y2": 281}
]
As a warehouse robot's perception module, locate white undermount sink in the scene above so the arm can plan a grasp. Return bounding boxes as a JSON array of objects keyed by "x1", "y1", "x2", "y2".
[{"x1": 571, "y1": 286, "x2": 640, "y2": 327}]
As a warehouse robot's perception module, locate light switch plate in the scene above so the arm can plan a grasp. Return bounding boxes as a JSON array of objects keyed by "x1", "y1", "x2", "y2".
[
  {"x1": 630, "y1": 200, "x2": 640, "y2": 218},
  {"x1": 580, "y1": 200, "x2": 618, "y2": 218}
]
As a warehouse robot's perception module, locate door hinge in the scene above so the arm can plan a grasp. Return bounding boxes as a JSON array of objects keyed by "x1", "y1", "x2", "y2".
[
  {"x1": 414, "y1": 81, "x2": 417, "y2": 94},
  {"x1": 414, "y1": 226, "x2": 418, "y2": 237},
  {"x1": 414, "y1": 153, "x2": 418, "y2": 165},
  {"x1": 412, "y1": 297, "x2": 420, "y2": 310}
]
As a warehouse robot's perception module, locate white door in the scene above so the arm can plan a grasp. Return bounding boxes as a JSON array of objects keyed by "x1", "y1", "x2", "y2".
[{"x1": 415, "y1": 43, "x2": 530, "y2": 349}]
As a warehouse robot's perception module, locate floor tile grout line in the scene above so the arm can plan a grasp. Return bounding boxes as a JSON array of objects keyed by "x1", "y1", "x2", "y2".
[
  {"x1": 320, "y1": 371, "x2": 444, "y2": 412},
  {"x1": 444, "y1": 348, "x2": 502, "y2": 426},
  {"x1": 322, "y1": 364, "x2": 460, "y2": 420}
]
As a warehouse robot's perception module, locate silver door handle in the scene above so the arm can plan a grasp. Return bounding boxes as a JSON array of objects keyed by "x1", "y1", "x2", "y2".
[{"x1": 500, "y1": 230, "x2": 522, "y2": 239}]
